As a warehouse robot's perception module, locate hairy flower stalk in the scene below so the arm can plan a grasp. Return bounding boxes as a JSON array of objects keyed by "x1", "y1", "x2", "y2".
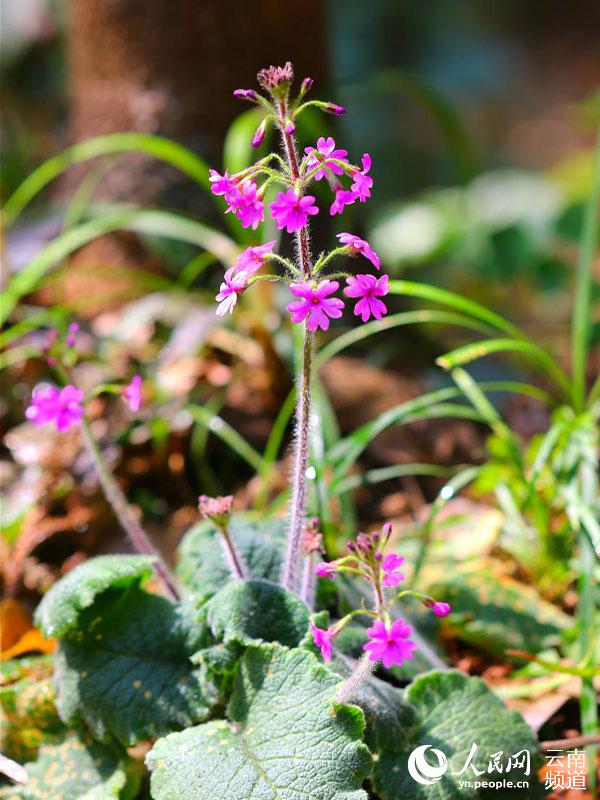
[
  {"x1": 334, "y1": 654, "x2": 375, "y2": 704},
  {"x1": 80, "y1": 419, "x2": 180, "y2": 600},
  {"x1": 198, "y1": 495, "x2": 247, "y2": 580},
  {"x1": 276, "y1": 85, "x2": 316, "y2": 591}
]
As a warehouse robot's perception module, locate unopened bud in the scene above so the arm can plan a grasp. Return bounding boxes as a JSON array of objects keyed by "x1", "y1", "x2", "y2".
[
  {"x1": 325, "y1": 103, "x2": 345, "y2": 116},
  {"x1": 198, "y1": 494, "x2": 234, "y2": 527},
  {"x1": 252, "y1": 118, "x2": 267, "y2": 148},
  {"x1": 257, "y1": 62, "x2": 294, "y2": 101},
  {"x1": 284, "y1": 119, "x2": 296, "y2": 135},
  {"x1": 233, "y1": 89, "x2": 258, "y2": 101},
  {"x1": 300, "y1": 77, "x2": 314, "y2": 97}
]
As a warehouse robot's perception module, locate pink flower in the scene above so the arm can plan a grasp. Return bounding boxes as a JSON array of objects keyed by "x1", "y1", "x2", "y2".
[
  {"x1": 351, "y1": 154, "x2": 373, "y2": 203},
  {"x1": 25, "y1": 384, "x2": 84, "y2": 431},
  {"x1": 381, "y1": 553, "x2": 405, "y2": 588},
  {"x1": 304, "y1": 136, "x2": 348, "y2": 181},
  {"x1": 215, "y1": 267, "x2": 249, "y2": 316},
  {"x1": 236, "y1": 241, "x2": 276, "y2": 276},
  {"x1": 330, "y1": 189, "x2": 356, "y2": 216},
  {"x1": 270, "y1": 190, "x2": 319, "y2": 233},
  {"x1": 363, "y1": 618, "x2": 417, "y2": 668},
  {"x1": 209, "y1": 169, "x2": 236, "y2": 198},
  {"x1": 315, "y1": 561, "x2": 337, "y2": 579},
  {"x1": 432, "y1": 601, "x2": 452, "y2": 618},
  {"x1": 287, "y1": 280, "x2": 344, "y2": 332},
  {"x1": 65, "y1": 322, "x2": 79, "y2": 347},
  {"x1": 310, "y1": 622, "x2": 335, "y2": 662},
  {"x1": 337, "y1": 232, "x2": 381, "y2": 270},
  {"x1": 226, "y1": 181, "x2": 265, "y2": 230},
  {"x1": 344, "y1": 274, "x2": 389, "y2": 322},
  {"x1": 123, "y1": 375, "x2": 143, "y2": 412}
]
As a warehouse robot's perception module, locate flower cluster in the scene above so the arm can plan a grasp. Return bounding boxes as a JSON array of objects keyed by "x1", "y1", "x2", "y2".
[
  {"x1": 208, "y1": 64, "x2": 390, "y2": 331},
  {"x1": 310, "y1": 522, "x2": 451, "y2": 667}
]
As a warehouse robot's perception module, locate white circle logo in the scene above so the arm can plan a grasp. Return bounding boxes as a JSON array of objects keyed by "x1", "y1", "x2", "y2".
[{"x1": 407, "y1": 745, "x2": 448, "y2": 785}]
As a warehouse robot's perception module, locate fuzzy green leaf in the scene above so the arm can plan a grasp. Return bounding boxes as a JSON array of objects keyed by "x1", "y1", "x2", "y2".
[
  {"x1": 176, "y1": 516, "x2": 285, "y2": 599},
  {"x1": 203, "y1": 579, "x2": 309, "y2": 648},
  {"x1": 54, "y1": 585, "x2": 216, "y2": 746},
  {"x1": 429, "y1": 570, "x2": 571, "y2": 657},
  {"x1": 34, "y1": 555, "x2": 156, "y2": 638},
  {"x1": 374, "y1": 670, "x2": 541, "y2": 800},
  {"x1": 3, "y1": 728, "x2": 140, "y2": 800},
  {"x1": 147, "y1": 644, "x2": 372, "y2": 800}
]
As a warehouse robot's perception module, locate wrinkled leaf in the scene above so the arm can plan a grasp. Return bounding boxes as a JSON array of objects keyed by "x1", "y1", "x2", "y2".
[
  {"x1": 54, "y1": 584, "x2": 216, "y2": 746},
  {"x1": 147, "y1": 644, "x2": 372, "y2": 800},
  {"x1": 34, "y1": 556, "x2": 156, "y2": 638},
  {"x1": 203, "y1": 579, "x2": 309, "y2": 648},
  {"x1": 429, "y1": 569, "x2": 571, "y2": 657},
  {"x1": 374, "y1": 670, "x2": 541, "y2": 800}
]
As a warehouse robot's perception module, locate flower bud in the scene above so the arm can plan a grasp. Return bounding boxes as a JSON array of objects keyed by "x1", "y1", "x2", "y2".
[
  {"x1": 251, "y1": 118, "x2": 267, "y2": 148},
  {"x1": 284, "y1": 119, "x2": 296, "y2": 135},
  {"x1": 299, "y1": 77, "x2": 314, "y2": 98},
  {"x1": 325, "y1": 103, "x2": 345, "y2": 116},
  {"x1": 233, "y1": 89, "x2": 258, "y2": 102},
  {"x1": 198, "y1": 494, "x2": 234, "y2": 527},
  {"x1": 257, "y1": 62, "x2": 294, "y2": 101}
]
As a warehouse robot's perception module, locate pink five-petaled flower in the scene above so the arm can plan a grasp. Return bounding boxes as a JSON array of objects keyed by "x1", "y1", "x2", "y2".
[
  {"x1": 209, "y1": 168, "x2": 236, "y2": 198},
  {"x1": 270, "y1": 189, "x2": 319, "y2": 233},
  {"x1": 344, "y1": 274, "x2": 389, "y2": 322},
  {"x1": 123, "y1": 375, "x2": 143, "y2": 412},
  {"x1": 363, "y1": 618, "x2": 417, "y2": 668},
  {"x1": 287, "y1": 280, "x2": 344, "y2": 332},
  {"x1": 330, "y1": 188, "x2": 356, "y2": 216},
  {"x1": 26, "y1": 384, "x2": 84, "y2": 432},
  {"x1": 236, "y1": 241, "x2": 276, "y2": 276},
  {"x1": 381, "y1": 552, "x2": 405, "y2": 588},
  {"x1": 309, "y1": 622, "x2": 335, "y2": 662},
  {"x1": 337, "y1": 232, "x2": 381, "y2": 270},
  {"x1": 304, "y1": 136, "x2": 349, "y2": 181},
  {"x1": 432, "y1": 601, "x2": 452, "y2": 618},
  {"x1": 351, "y1": 153, "x2": 373, "y2": 203},
  {"x1": 226, "y1": 181, "x2": 265, "y2": 230},
  {"x1": 315, "y1": 561, "x2": 337, "y2": 579},
  {"x1": 215, "y1": 267, "x2": 249, "y2": 316}
]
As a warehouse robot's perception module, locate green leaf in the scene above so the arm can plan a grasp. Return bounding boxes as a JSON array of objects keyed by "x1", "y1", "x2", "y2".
[
  {"x1": 34, "y1": 555, "x2": 156, "y2": 638},
  {"x1": 176, "y1": 515, "x2": 285, "y2": 599},
  {"x1": 54, "y1": 584, "x2": 217, "y2": 745},
  {"x1": 3, "y1": 132, "x2": 211, "y2": 228},
  {"x1": 374, "y1": 670, "x2": 541, "y2": 800},
  {"x1": 203, "y1": 580, "x2": 309, "y2": 648},
  {"x1": 15, "y1": 728, "x2": 141, "y2": 800},
  {"x1": 429, "y1": 569, "x2": 571, "y2": 657},
  {"x1": 146, "y1": 644, "x2": 372, "y2": 800}
]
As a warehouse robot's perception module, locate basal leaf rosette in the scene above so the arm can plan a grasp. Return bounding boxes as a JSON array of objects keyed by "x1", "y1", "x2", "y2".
[{"x1": 147, "y1": 644, "x2": 372, "y2": 800}]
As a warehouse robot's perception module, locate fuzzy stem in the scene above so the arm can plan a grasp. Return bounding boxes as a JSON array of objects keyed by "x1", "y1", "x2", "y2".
[
  {"x1": 80, "y1": 419, "x2": 179, "y2": 600},
  {"x1": 300, "y1": 552, "x2": 316, "y2": 609},
  {"x1": 281, "y1": 328, "x2": 314, "y2": 590},
  {"x1": 216, "y1": 523, "x2": 247, "y2": 580},
  {"x1": 334, "y1": 653, "x2": 375, "y2": 704},
  {"x1": 278, "y1": 99, "x2": 316, "y2": 591}
]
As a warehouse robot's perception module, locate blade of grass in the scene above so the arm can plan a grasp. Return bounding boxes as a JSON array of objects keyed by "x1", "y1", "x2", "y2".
[
  {"x1": 315, "y1": 309, "x2": 496, "y2": 367},
  {"x1": 332, "y1": 463, "x2": 451, "y2": 497},
  {"x1": 1, "y1": 207, "x2": 238, "y2": 324},
  {"x1": 187, "y1": 403, "x2": 263, "y2": 474},
  {"x1": 573, "y1": 130, "x2": 600, "y2": 412},
  {"x1": 437, "y1": 338, "x2": 572, "y2": 402},
  {"x1": 388, "y1": 279, "x2": 527, "y2": 340},
  {"x1": 3, "y1": 133, "x2": 211, "y2": 228}
]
